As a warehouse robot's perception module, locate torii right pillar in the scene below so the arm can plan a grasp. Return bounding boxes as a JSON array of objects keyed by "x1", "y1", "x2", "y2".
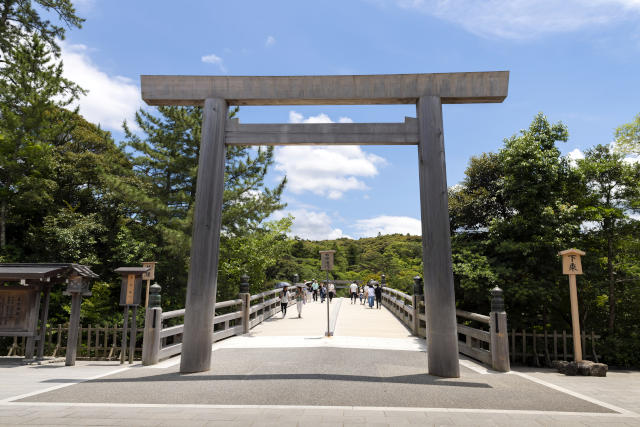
[{"x1": 417, "y1": 95, "x2": 460, "y2": 378}]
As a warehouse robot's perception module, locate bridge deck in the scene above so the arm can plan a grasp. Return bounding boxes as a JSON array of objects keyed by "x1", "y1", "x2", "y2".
[{"x1": 249, "y1": 297, "x2": 413, "y2": 339}]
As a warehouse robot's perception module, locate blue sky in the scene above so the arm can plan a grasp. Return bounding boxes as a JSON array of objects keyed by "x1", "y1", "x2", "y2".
[{"x1": 62, "y1": 0, "x2": 640, "y2": 240}]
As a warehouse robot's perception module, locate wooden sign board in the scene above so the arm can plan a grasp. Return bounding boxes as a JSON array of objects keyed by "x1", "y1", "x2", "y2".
[
  {"x1": 319, "y1": 250, "x2": 336, "y2": 271},
  {"x1": 559, "y1": 249, "x2": 585, "y2": 275},
  {"x1": 0, "y1": 287, "x2": 38, "y2": 335},
  {"x1": 141, "y1": 262, "x2": 156, "y2": 281},
  {"x1": 118, "y1": 274, "x2": 143, "y2": 306}
]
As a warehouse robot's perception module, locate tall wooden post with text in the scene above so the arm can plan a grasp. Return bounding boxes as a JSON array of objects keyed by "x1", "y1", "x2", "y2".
[
  {"x1": 319, "y1": 250, "x2": 335, "y2": 337},
  {"x1": 559, "y1": 248, "x2": 585, "y2": 362},
  {"x1": 142, "y1": 261, "x2": 156, "y2": 308}
]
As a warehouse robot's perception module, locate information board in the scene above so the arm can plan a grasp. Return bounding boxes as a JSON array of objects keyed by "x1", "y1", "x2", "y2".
[
  {"x1": 0, "y1": 288, "x2": 38, "y2": 335},
  {"x1": 319, "y1": 250, "x2": 336, "y2": 271}
]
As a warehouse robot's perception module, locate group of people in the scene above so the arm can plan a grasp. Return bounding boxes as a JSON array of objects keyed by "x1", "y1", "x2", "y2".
[
  {"x1": 279, "y1": 279, "x2": 383, "y2": 320},
  {"x1": 309, "y1": 279, "x2": 335, "y2": 303},
  {"x1": 349, "y1": 281, "x2": 382, "y2": 309},
  {"x1": 279, "y1": 285, "x2": 306, "y2": 318}
]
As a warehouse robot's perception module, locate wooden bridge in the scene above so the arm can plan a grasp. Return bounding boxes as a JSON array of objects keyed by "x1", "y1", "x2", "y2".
[{"x1": 140, "y1": 282, "x2": 510, "y2": 372}]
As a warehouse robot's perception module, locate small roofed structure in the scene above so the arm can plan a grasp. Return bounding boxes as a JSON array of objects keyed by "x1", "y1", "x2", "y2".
[{"x1": 0, "y1": 263, "x2": 98, "y2": 360}]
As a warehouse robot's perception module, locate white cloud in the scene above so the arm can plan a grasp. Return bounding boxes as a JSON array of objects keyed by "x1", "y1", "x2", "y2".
[
  {"x1": 391, "y1": 0, "x2": 640, "y2": 40},
  {"x1": 354, "y1": 215, "x2": 422, "y2": 237},
  {"x1": 61, "y1": 42, "x2": 142, "y2": 131},
  {"x1": 275, "y1": 111, "x2": 387, "y2": 199},
  {"x1": 623, "y1": 155, "x2": 640, "y2": 164},
  {"x1": 273, "y1": 209, "x2": 347, "y2": 240},
  {"x1": 567, "y1": 148, "x2": 585, "y2": 167},
  {"x1": 201, "y1": 53, "x2": 226, "y2": 72},
  {"x1": 265, "y1": 35, "x2": 276, "y2": 47},
  {"x1": 288, "y1": 111, "x2": 304, "y2": 123},
  {"x1": 338, "y1": 117, "x2": 354, "y2": 123}
]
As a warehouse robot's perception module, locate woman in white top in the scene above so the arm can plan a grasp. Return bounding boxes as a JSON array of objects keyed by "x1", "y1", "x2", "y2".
[
  {"x1": 281, "y1": 286, "x2": 289, "y2": 318},
  {"x1": 328, "y1": 282, "x2": 335, "y2": 303},
  {"x1": 296, "y1": 286, "x2": 304, "y2": 318}
]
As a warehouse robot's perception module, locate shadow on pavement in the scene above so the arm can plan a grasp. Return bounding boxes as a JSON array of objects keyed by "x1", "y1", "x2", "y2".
[{"x1": 51, "y1": 372, "x2": 491, "y2": 388}]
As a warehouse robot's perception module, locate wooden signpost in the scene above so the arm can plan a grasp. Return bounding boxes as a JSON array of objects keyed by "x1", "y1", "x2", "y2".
[
  {"x1": 115, "y1": 266, "x2": 149, "y2": 364},
  {"x1": 141, "y1": 262, "x2": 157, "y2": 308},
  {"x1": 559, "y1": 248, "x2": 585, "y2": 362},
  {"x1": 319, "y1": 250, "x2": 335, "y2": 337}
]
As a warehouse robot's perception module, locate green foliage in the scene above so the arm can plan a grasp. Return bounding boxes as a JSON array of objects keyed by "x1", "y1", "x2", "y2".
[
  {"x1": 449, "y1": 113, "x2": 640, "y2": 367},
  {"x1": 0, "y1": 33, "x2": 84, "y2": 253},
  {"x1": 121, "y1": 105, "x2": 288, "y2": 308},
  {"x1": 575, "y1": 144, "x2": 640, "y2": 334},
  {"x1": 270, "y1": 234, "x2": 423, "y2": 295},
  {"x1": 613, "y1": 112, "x2": 640, "y2": 156},
  {"x1": 0, "y1": 0, "x2": 83, "y2": 59}
]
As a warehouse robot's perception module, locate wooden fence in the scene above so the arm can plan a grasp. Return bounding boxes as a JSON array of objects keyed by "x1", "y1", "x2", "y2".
[
  {"x1": 5, "y1": 323, "x2": 137, "y2": 360},
  {"x1": 509, "y1": 329, "x2": 601, "y2": 366}
]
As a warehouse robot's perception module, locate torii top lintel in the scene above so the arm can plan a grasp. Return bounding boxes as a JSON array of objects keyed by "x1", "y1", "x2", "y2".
[{"x1": 140, "y1": 71, "x2": 509, "y2": 107}]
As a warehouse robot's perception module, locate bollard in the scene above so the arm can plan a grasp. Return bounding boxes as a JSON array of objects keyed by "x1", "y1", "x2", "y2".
[
  {"x1": 239, "y1": 274, "x2": 251, "y2": 334},
  {"x1": 489, "y1": 286, "x2": 510, "y2": 372},
  {"x1": 412, "y1": 276, "x2": 423, "y2": 336},
  {"x1": 142, "y1": 283, "x2": 162, "y2": 366}
]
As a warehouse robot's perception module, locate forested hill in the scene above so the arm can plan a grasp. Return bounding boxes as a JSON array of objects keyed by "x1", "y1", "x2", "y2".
[{"x1": 272, "y1": 234, "x2": 423, "y2": 294}]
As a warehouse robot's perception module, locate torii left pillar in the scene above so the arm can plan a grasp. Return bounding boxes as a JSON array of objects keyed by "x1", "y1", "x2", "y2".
[{"x1": 180, "y1": 98, "x2": 227, "y2": 373}]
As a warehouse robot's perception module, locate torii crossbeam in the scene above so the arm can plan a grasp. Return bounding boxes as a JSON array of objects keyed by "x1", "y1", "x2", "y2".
[{"x1": 140, "y1": 71, "x2": 510, "y2": 378}]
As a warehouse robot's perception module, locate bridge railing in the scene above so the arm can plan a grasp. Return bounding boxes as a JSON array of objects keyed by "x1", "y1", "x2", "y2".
[
  {"x1": 142, "y1": 281, "x2": 296, "y2": 366},
  {"x1": 381, "y1": 283, "x2": 510, "y2": 372}
]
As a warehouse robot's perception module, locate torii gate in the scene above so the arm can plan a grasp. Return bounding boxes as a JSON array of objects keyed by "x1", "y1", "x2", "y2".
[{"x1": 140, "y1": 72, "x2": 509, "y2": 378}]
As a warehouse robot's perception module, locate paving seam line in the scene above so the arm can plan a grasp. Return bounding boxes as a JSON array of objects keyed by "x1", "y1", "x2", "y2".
[
  {"x1": 0, "y1": 366, "x2": 133, "y2": 404},
  {"x1": 1, "y1": 402, "x2": 637, "y2": 418},
  {"x1": 508, "y1": 370, "x2": 638, "y2": 416}
]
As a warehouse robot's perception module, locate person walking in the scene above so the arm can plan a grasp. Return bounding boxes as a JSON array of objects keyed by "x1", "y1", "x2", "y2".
[
  {"x1": 320, "y1": 284, "x2": 326, "y2": 303},
  {"x1": 328, "y1": 282, "x2": 335, "y2": 303},
  {"x1": 375, "y1": 283, "x2": 382, "y2": 309},
  {"x1": 296, "y1": 286, "x2": 304, "y2": 318},
  {"x1": 367, "y1": 284, "x2": 375, "y2": 308},
  {"x1": 312, "y1": 280, "x2": 319, "y2": 302},
  {"x1": 349, "y1": 282, "x2": 358, "y2": 304},
  {"x1": 359, "y1": 285, "x2": 365, "y2": 304},
  {"x1": 281, "y1": 286, "x2": 289, "y2": 318}
]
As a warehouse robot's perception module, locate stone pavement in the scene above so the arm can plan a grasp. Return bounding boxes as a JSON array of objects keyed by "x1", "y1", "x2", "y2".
[{"x1": 0, "y1": 299, "x2": 639, "y2": 426}]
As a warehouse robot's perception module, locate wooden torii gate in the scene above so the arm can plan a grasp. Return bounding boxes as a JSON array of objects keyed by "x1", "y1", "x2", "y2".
[{"x1": 140, "y1": 72, "x2": 509, "y2": 378}]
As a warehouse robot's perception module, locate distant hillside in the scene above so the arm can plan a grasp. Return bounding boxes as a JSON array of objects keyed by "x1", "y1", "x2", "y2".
[{"x1": 270, "y1": 234, "x2": 423, "y2": 294}]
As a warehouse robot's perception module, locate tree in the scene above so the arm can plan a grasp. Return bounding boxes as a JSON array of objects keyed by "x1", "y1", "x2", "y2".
[
  {"x1": 614, "y1": 113, "x2": 640, "y2": 157},
  {"x1": 0, "y1": 0, "x2": 83, "y2": 59},
  {"x1": 0, "y1": 34, "x2": 83, "y2": 252},
  {"x1": 576, "y1": 144, "x2": 640, "y2": 333},
  {"x1": 122, "y1": 106, "x2": 288, "y2": 306},
  {"x1": 449, "y1": 152, "x2": 507, "y2": 232}
]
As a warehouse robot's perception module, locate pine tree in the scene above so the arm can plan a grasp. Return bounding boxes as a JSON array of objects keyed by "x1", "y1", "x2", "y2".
[
  {"x1": 122, "y1": 106, "x2": 288, "y2": 306},
  {"x1": 0, "y1": 33, "x2": 83, "y2": 253},
  {"x1": 0, "y1": 0, "x2": 83, "y2": 60}
]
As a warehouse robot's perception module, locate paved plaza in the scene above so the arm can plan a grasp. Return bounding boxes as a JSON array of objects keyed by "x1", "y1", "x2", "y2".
[{"x1": 1, "y1": 298, "x2": 639, "y2": 426}]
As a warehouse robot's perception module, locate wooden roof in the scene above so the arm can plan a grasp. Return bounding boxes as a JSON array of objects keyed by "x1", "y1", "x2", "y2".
[{"x1": 0, "y1": 263, "x2": 98, "y2": 282}]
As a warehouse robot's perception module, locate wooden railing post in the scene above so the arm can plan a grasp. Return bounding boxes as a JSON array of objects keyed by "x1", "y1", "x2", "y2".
[
  {"x1": 239, "y1": 274, "x2": 251, "y2": 334},
  {"x1": 412, "y1": 276, "x2": 423, "y2": 335},
  {"x1": 489, "y1": 286, "x2": 510, "y2": 372},
  {"x1": 142, "y1": 283, "x2": 162, "y2": 366}
]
